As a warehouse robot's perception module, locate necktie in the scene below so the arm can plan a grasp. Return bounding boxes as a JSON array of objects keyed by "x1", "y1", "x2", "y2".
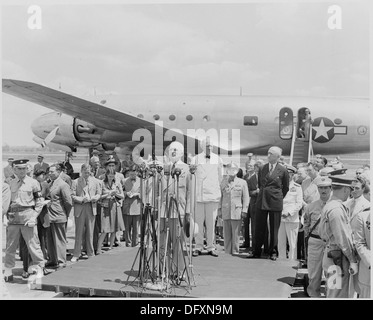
[
  {"x1": 350, "y1": 199, "x2": 356, "y2": 217},
  {"x1": 270, "y1": 164, "x2": 274, "y2": 174}
]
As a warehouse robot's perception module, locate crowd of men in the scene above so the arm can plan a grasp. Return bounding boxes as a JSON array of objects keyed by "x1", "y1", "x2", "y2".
[{"x1": 2, "y1": 145, "x2": 371, "y2": 299}]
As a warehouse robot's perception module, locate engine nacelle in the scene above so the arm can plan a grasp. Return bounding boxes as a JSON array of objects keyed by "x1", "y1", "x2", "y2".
[
  {"x1": 32, "y1": 112, "x2": 125, "y2": 149},
  {"x1": 32, "y1": 112, "x2": 102, "y2": 148},
  {"x1": 101, "y1": 143, "x2": 116, "y2": 151},
  {"x1": 56, "y1": 114, "x2": 105, "y2": 144}
]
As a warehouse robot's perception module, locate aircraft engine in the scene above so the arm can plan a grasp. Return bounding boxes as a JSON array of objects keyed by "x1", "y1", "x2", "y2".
[
  {"x1": 32, "y1": 112, "x2": 103, "y2": 148},
  {"x1": 101, "y1": 143, "x2": 116, "y2": 151}
]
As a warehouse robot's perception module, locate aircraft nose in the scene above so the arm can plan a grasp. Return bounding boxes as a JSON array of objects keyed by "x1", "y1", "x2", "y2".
[{"x1": 31, "y1": 112, "x2": 61, "y2": 140}]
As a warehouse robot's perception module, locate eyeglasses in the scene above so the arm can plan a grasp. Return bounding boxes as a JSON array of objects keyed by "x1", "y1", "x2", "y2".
[{"x1": 356, "y1": 172, "x2": 363, "y2": 175}]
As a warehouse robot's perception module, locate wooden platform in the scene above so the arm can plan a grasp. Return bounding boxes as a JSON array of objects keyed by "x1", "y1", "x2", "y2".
[{"x1": 38, "y1": 246, "x2": 295, "y2": 298}]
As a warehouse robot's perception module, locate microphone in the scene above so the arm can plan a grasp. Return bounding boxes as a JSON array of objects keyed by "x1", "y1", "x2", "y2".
[
  {"x1": 164, "y1": 164, "x2": 171, "y2": 176},
  {"x1": 172, "y1": 167, "x2": 182, "y2": 178}
]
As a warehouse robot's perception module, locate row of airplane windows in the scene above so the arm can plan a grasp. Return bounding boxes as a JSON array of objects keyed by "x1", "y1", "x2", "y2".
[
  {"x1": 137, "y1": 114, "x2": 212, "y2": 122},
  {"x1": 135, "y1": 114, "x2": 259, "y2": 126}
]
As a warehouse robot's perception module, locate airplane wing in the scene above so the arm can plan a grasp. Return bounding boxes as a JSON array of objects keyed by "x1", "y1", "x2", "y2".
[
  {"x1": 2, "y1": 79, "x2": 228, "y2": 155},
  {"x1": 2, "y1": 79, "x2": 157, "y2": 132}
]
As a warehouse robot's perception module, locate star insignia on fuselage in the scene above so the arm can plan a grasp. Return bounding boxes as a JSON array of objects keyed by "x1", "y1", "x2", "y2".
[{"x1": 313, "y1": 118, "x2": 334, "y2": 140}]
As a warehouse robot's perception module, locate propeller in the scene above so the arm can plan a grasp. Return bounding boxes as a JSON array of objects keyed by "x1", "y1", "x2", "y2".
[{"x1": 40, "y1": 126, "x2": 59, "y2": 147}]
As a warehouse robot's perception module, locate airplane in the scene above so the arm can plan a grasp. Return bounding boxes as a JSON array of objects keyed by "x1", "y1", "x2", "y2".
[{"x1": 2, "y1": 79, "x2": 370, "y2": 165}]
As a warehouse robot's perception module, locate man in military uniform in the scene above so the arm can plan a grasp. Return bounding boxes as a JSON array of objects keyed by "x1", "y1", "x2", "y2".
[
  {"x1": 302, "y1": 161, "x2": 320, "y2": 205},
  {"x1": 3, "y1": 159, "x2": 46, "y2": 282},
  {"x1": 218, "y1": 162, "x2": 249, "y2": 255},
  {"x1": 319, "y1": 174, "x2": 358, "y2": 298},
  {"x1": 304, "y1": 176, "x2": 332, "y2": 297}
]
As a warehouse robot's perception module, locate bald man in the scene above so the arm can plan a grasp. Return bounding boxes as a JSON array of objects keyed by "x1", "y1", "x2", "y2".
[{"x1": 248, "y1": 146, "x2": 289, "y2": 261}]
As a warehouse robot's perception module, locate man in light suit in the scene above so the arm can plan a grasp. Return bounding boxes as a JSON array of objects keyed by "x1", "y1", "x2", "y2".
[
  {"x1": 71, "y1": 163, "x2": 102, "y2": 262},
  {"x1": 34, "y1": 155, "x2": 49, "y2": 173},
  {"x1": 191, "y1": 137, "x2": 224, "y2": 257},
  {"x1": 248, "y1": 146, "x2": 289, "y2": 261},
  {"x1": 354, "y1": 207, "x2": 370, "y2": 298},
  {"x1": 158, "y1": 141, "x2": 191, "y2": 277}
]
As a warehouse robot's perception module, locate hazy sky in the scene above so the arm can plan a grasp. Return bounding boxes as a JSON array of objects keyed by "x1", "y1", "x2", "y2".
[{"x1": 1, "y1": 0, "x2": 370, "y2": 146}]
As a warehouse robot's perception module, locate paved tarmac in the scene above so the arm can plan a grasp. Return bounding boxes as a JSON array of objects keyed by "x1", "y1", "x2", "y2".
[{"x1": 2, "y1": 218, "x2": 298, "y2": 299}]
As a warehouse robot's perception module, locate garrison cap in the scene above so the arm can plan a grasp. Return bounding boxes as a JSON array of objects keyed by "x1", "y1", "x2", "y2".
[
  {"x1": 330, "y1": 174, "x2": 357, "y2": 187},
  {"x1": 8, "y1": 157, "x2": 14, "y2": 161},
  {"x1": 317, "y1": 177, "x2": 332, "y2": 187},
  {"x1": 37, "y1": 154, "x2": 44, "y2": 159},
  {"x1": 13, "y1": 159, "x2": 29, "y2": 168},
  {"x1": 285, "y1": 164, "x2": 297, "y2": 173},
  {"x1": 319, "y1": 167, "x2": 334, "y2": 176},
  {"x1": 329, "y1": 168, "x2": 347, "y2": 176},
  {"x1": 104, "y1": 155, "x2": 118, "y2": 166},
  {"x1": 247, "y1": 153, "x2": 253, "y2": 157}
]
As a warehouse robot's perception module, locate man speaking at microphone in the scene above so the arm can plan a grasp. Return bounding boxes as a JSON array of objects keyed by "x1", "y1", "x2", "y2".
[{"x1": 159, "y1": 141, "x2": 191, "y2": 279}]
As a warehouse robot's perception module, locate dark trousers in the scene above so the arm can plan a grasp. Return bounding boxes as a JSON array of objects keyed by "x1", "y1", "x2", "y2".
[
  {"x1": 242, "y1": 209, "x2": 249, "y2": 247},
  {"x1": 37, "y1": 218, "x2": 48, "y2": 260},
  {"x1": 46, "y1": 222, "x2": 67, "y2": 265},
  {"x1": 247, "y1": 201, "x2": 256, "y2": 248},
  {"x1": 123, "y1": 214, "x2": 140, "y2": 247},
  {"x1": 93, "y1": 204, "x2": 101, "y2": 252},
  {"x1": 254, "y1": 209, "x2": 281, "y2": 256},
  {"x1": 297, "y1": 230, "x2": 305, "y2": 260}
]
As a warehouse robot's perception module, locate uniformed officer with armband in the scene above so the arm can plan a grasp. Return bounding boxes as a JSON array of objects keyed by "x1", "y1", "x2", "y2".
[
  {"x1": 303, "y1": 176, "x2": 332, "y2": 298},
  {"x1": 3, "y1": 159, "x2": 46, "y2": 282},
  {"x1": 319, "y1": 173, "x2": 358, "y2": 298}
]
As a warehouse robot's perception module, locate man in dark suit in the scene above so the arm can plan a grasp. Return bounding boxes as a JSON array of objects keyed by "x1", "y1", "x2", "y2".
[
  {"x1": 34, "y1": 155, "x2": 49, "y2": 173},
  {"x1": 45, "y1": 163, "x2": 72, "y2": 268},
  {"x1": 245, "y1": 161, "x2": 265, "y2": 251},
  {"x1": 248, "y1": 147, "x2": 289, "y2": 261},
  {"x1": 242, "y1": 162, "x2": 255, "y2": 248}
]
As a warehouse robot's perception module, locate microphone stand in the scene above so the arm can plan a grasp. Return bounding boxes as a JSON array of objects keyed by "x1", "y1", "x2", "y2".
[
  {"x1": 126, "y1": 164, "x2": 146, "y2": 286},
  {"x1": 187, "y1": 164, "x2": 198, "y2": 287},
  {"x1": 161, "y1": 164, "x2": 171, "y2": 291}
]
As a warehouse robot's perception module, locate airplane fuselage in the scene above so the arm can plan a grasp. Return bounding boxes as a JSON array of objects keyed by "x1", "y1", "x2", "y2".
[{"x1": 31, "y1": 94, "x2": 368, "y2": 156}]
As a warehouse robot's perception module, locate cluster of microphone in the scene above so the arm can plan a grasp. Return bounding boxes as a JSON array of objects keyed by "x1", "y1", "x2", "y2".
[{"x1": 135, "y1": 161, "x2": 198, "y2": 179}]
